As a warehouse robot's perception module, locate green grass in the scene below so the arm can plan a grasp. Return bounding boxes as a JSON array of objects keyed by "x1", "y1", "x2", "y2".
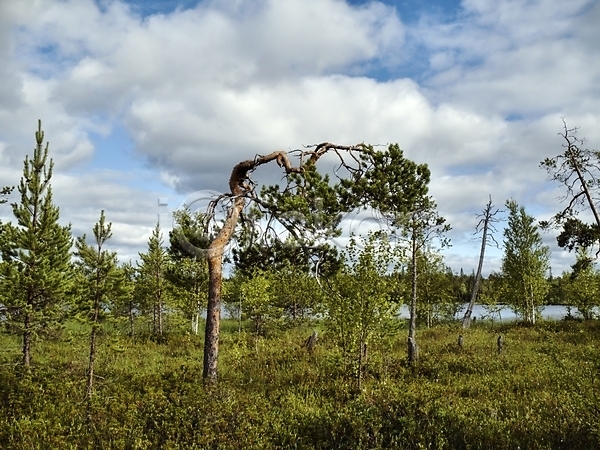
[{"x1": 1, "y1": 319, "x2": 600, "y2": 449}]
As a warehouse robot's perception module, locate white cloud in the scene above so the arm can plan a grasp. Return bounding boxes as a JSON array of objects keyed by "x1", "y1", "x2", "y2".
[
  {"x1": 420, "y1": 0, "x2": 600, "y2": 118},
  {"x1": 1, "y1": 0, "x2": 599, "y2": 275}
]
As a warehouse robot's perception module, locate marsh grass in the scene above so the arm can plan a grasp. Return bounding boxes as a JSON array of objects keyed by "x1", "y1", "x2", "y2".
[{"x1": 1, "y1": 319, "x2": 600, "y2": 448}]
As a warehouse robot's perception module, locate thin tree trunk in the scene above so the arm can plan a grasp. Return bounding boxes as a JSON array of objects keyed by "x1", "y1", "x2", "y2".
[
  {"x1": 238, "y1": 296, "x2": 242, "y2": 334},
  {"x1": 357, "y1": 337, "x2": 363, "y2": 391},
  {"x1": 87, "y1": 292, "x2": 100, "y2": 407},
  {"x1": 22, "y1": 312, "x2": 31, "y2": 367},
  {"x1": 408, "y1": 232, "x2": 418, "y2": 365},
  {"x1": 156, "y1": 267, "x2": 163, "y2": 336},
  {"x1": 86, "y1": 322, "x2": 97, "y2": 399},
  {"x1": 462, "y1": 271, "x2": 482, "y2": 328},
  {"x1": 203, "y1": 159, "x2": 250, "y2": 381},
  {"x1": 463, "y1": 197, "x2": 496, "y2": 328},
  {"x1": 191, "y1": 290, "x2": 200, "y2": 334},
  {"x1": 192, "y1": 311, "x2": 199, "y2": 335},
  {"x1": 157, "y1": 297, "x2": 163, "y2": 336},
  {"x1": 152, "y1": 301, "x2": 157, "y2": 335},
  {"x1": 128, "y1": 300, "x2": 135, "y2": 337}
]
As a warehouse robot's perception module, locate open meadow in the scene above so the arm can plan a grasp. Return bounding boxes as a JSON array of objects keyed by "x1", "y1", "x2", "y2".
[{"x1": 1, "y1": 319, "x2": 600, "y2": 449}]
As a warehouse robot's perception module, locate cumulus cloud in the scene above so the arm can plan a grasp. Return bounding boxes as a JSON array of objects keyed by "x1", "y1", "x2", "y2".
[
  {"x1": 1, "y1": 0, "x2": 599, "y2": 274},
  {"x1": 421, "y1": 0, "x2": 600, "y2": 117}
]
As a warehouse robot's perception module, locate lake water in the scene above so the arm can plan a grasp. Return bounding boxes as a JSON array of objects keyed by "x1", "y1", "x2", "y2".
[
  {"x1": 219, "y1": 303, "x2": 591, "y2": 321},
  {"x1": 397, "y1": 304, "x2": 589, "y2": 322}
]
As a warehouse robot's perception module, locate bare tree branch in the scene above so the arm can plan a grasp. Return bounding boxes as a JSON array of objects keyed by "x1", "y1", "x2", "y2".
[
  {"x1": 462, "y1": 196, "x2": 502, "y2": 328},
  {"x1": 202, "y1": 142, "x2": 369, "y2": 381}
]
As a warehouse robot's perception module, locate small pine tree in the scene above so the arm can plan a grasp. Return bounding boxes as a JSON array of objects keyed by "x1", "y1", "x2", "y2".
[
  {"x1": 109, "y1": 261, "x2": 137, "y2": 337},
  {"x1": 74, "y1": 210, "x2": 121, "y2": 401},
  {"x1": 137, "y1": 223, "x2": 170, "y2": 337},
  {"x1": 168, "y1": 207, "x2": 209, "y2": 334},
  {"x1": 0, "y1": 120, "x2": 73, "y2": 366}
]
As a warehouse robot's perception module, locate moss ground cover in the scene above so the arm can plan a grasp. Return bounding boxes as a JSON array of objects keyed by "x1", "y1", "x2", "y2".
[{"x1": 1, "y1": 320, "x2": 600, "y2": 449}]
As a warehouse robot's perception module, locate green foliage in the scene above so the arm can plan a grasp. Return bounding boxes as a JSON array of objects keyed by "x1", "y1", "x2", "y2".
[
  {"x1": 501, "y1": 200, "x2": 550, "y2": 324},
  {"x1": 562, "y1": 249, "x2": 600, "y2": 319},
  {"x1": 2, "y1": 320, "x2": 600, "y2": 448},
  {"x1": 478, "y1": 271, "x2": 505, "y2": 315},
  {"x1": 227, "y1": 269, "x2": 285, "y2": 336},
  {"x1": 414, "y1": 250, "x2": 460, "y2": 326},
  {"x1": 338, "y1": 143, "x2": 430, "y2": 216},
  {"x1": 167, "y1": 207, "x2": 209, "y2": 334},
  {"x1": 168, "y1": 206, "x2": 210, "y2": 260},
  {"x1": 74, "y1": 210, "x2": 126, "y2": 400},
  {"x1": 0, "y1": 120, "x2": 73, "y2": 365},
  {"x1": 233, "y1": 237, "x2": 342, "y2": 279},
  {"x1": 269, "y1": 263, "x2": 327, "y2": 321},
  {"x1": 540, "y1": 122, "x2": 600, "y2": 255},
  {"x1": 74, "y1": 210, "x2": 123, "y2": 324},
  {"x1": 136, "y1": 223, "x2": 171, "y2": 336},
  {"x1": 107, "y1": 262, "x2": 138, "y2": 336},
  {"x1": 556, "y1": 217, "x2": 600, "y2": 251},
  {"x1": 324, "y1": 232, "x2": 401, "y2": 386},
  {"x1": 227, "y1": 263, "x2": 326, "y2": 332},
  {"x1": 0, "y1": 185, "x2": 13, "y2": 204},
  {"x1": 259, "y1": 162, "x2": 344, "y2": 247}
]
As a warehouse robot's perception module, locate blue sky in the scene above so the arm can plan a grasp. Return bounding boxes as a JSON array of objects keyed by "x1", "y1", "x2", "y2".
[{"x1": 1, "y1": 0, "x2": 600, "y2": 274}]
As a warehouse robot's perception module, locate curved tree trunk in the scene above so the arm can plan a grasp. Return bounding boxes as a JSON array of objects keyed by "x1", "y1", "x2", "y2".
[
  {"x1": 203, "y1": 196, "x2": 244, "y2": 381},
  {"x1": 201, "y1": 143, "x2": 365, "y2": 382}
]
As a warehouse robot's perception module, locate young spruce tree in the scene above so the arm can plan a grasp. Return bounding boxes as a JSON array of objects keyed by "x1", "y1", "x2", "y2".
[
  {"x1": 74, "y1": 210, "x2": 121, "y2": 400},
  {"x1": 1, "y1": 120, "x2": 72, "y2": 366}
]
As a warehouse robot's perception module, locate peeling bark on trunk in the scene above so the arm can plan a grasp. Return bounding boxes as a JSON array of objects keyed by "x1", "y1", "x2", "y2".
[
  {"x1": 201, "y1": 143, "x2": 364, "y2": 382},
  {"x1": 203, "y1": 196, "x2": 244, "y2": 381}
]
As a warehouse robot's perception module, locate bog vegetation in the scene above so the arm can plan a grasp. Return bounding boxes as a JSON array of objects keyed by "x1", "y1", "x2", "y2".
[
  {"x1": 2, "y1": 319, "x2": 600, "y2": 449},
  {"x1": 1, "y1": 121, "x2": 600, "y2": 448}
]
